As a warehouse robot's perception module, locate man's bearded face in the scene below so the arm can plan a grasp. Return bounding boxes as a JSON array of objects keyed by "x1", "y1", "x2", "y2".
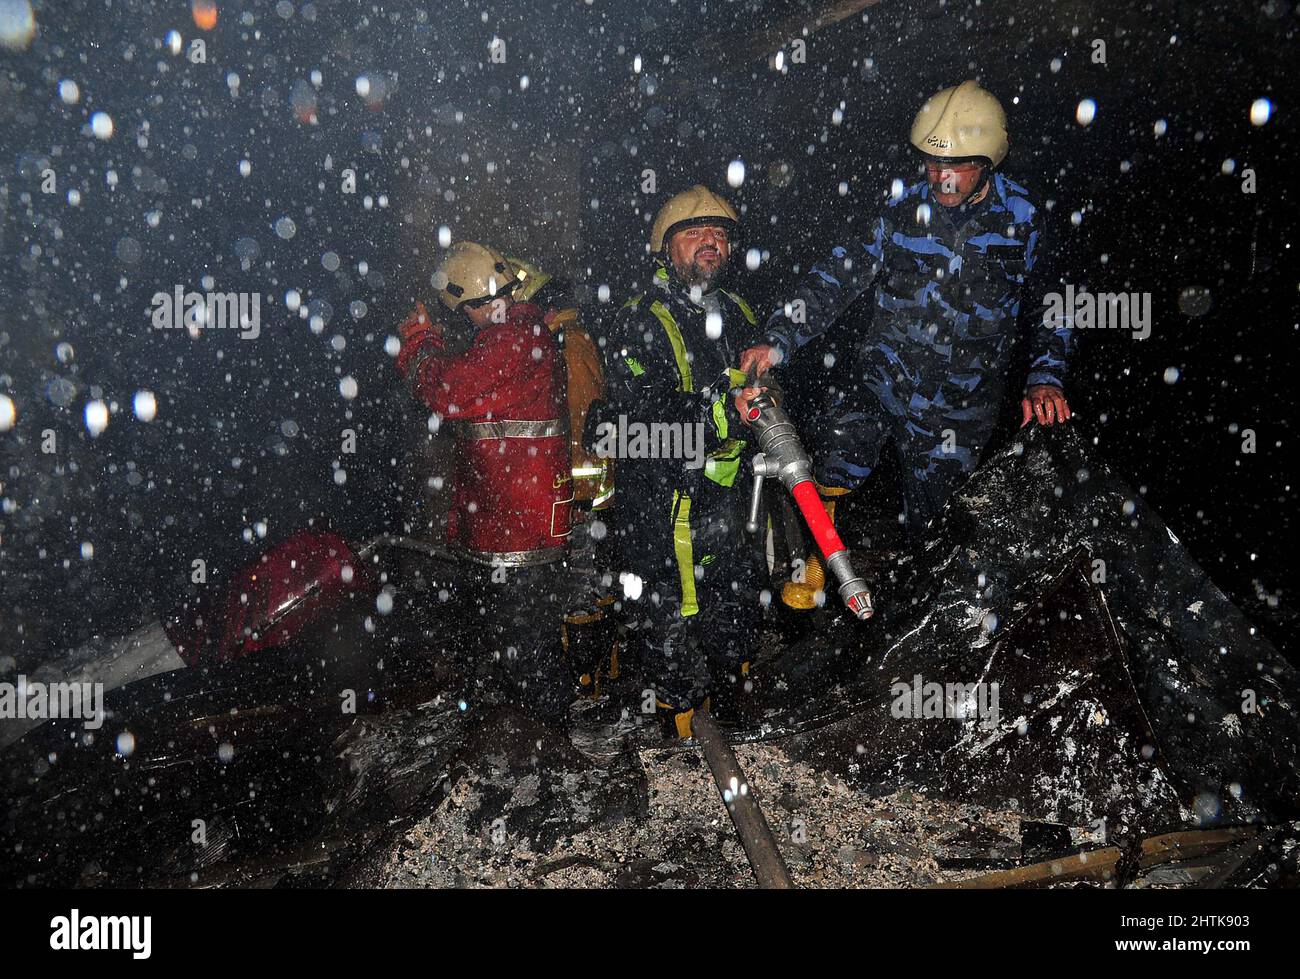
[{"x1": 668, "y1": 223, "x2": 732, "y2": 290}]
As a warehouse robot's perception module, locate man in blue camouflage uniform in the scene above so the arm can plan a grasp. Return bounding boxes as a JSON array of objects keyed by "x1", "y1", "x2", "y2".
[
  {"x1": 740, "y1": 81, "x2": 1073, "y2": 547},
  {"x1": 587, "y1": 186, "x2": 763, "y2": 737}
]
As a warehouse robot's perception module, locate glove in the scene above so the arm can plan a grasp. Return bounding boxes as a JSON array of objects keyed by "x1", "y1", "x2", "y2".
[
  {"x1": 395, "y1": 301, "x2": 445, "y2": 378},
  {"x1": 398, "y1": 300, "x2": 443, "y2": 345},
  {"x1": 730, "y1": 365, "x2": 782, "y2": 423}
]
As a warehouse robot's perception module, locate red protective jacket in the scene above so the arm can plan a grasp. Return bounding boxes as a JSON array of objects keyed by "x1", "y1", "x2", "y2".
[{"x1": 396, "y1": 301, "x2": 572, "y2": 565}]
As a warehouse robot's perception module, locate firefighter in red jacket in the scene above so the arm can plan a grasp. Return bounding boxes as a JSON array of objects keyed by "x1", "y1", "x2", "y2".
[{"x1": 395, "y1": 241, "x2": 575, "y2": 724}]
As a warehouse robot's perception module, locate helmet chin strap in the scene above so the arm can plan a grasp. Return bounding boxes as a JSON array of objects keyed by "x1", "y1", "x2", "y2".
[{"x1": 965, "y1": 166, "x2": 991, "y2": 205}]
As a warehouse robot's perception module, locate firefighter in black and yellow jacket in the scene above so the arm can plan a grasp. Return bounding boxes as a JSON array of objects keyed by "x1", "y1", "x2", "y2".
[{"x1": 587, "y1": 186, "x2": 764, "y2": 737}]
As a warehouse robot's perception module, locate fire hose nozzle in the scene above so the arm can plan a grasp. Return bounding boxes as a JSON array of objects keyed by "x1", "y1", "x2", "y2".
[{"x1": 826, "y1": 550, "x2": 874, "y2": 620}]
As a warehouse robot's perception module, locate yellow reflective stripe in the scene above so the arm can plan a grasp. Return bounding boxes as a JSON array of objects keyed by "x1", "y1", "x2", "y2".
[
  {"x1": 704, "y1": 438, "x2": 744, "y2": 487},
  {"x1": 725, "y1": 368, "x2": 749, "y2": 388},
  {"x1": 648, "y1": 301, "x2": 692, "y2": 393},
  {"x1": 672, "y1": 490, "x2": 699, "y2": 616},
  {"x1": 711, "y1": 398, "x2": 728, "y2": 440},
  {"x1": 721, "y1": 289, "x2": 757, "y2": 325}
]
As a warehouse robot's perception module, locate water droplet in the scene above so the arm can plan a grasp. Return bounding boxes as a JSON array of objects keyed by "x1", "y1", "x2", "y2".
[
  {"x1": 1075, "y1": 99, "x2": 1097, "y2": 127},
  {"x1": 84, "y1": 399, "x2": 109, "y2": 436},
  {"x1": 1163, "y1": 366, "x2": 1181, "y2": 384},
  {"x1": 133, "y1": 390, "x2": 157, "y2": 421},
  {"x1": 90, "y1": 111, "x2": 114, "y2": 139},
  {"x1": 1249, "y1": 98, "x2": 1272, "y2": 127},
  {"x1": 115, "y1": 237, "x2": 141, "y2": 264},
  {"x1": 233, "y1": 236, "x2": 260, "y2": 265},
  {"x1": 0, "y1": 0, "x2": 36, "y2": 51},
  {"x1": 726, "y1": 159, "x2": 745, "y2": 188},
  {"x1": 339, "y1": 376, "x2": 358, "y2": 399},
  {"x1": 705, "y1": 310, "x2": 722, "y2": 339}
]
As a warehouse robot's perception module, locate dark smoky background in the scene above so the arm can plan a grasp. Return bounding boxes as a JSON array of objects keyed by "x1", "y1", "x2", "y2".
[{"x1": 0, "y1": 0, "x2": 1295, "y2": 665}]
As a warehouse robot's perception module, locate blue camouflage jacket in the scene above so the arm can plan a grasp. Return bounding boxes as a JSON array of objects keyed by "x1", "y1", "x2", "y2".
[{"x1": 764, "y1": 172, "x2": 1072, "y2": 400}]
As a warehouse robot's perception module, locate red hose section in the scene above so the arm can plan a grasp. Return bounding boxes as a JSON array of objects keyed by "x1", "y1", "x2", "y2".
[{"x1": 791, "y1": 480, "x2": 846, "y2": 561}]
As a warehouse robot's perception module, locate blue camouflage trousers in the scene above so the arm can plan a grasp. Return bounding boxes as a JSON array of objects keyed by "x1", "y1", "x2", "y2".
[{"x1": 811, "y1": 348, "x2": 1004, "y2": 537}]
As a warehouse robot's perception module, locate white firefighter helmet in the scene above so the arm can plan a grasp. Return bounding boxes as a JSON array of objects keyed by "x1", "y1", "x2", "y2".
[
  {"x1": 434, "y1": 241, "x2": 518, "y2": 310},
  {"x1": 650, "y1": 185, "x2": 739, "y2": 253},
  {"x1": 909, "y1": 80, "x2": 1009, "y2": 167}
]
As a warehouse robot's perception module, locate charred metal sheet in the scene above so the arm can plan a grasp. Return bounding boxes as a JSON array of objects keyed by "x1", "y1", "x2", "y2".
[
  {"x1": 760, "y1": 550, "x2": 1179, "y2": 833},
  {"x1": 732, "y1": 424, "x2": 1300, "y2": 832}
]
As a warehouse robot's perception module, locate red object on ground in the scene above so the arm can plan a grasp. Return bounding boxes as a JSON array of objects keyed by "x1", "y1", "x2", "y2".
[
  {"x1": 165, "y1": 530, "x2": 374, "y2": 666},
  {"x1": 791, "y1": 480, "x2": 848, "y2": 562},
  {"x1": 396, "y1": 301, "x2": 572, "y2": 562}
]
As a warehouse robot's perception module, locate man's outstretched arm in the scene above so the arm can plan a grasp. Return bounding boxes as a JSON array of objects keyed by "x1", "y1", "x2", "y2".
[{"x1": 739, "y1": 215, "x2": 888, "y2": 379}]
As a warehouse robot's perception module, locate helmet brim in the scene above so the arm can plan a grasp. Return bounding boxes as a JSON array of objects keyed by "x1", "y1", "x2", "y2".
[{"x1": 661, "y1": 215, "x2": 739, "y2": 251}]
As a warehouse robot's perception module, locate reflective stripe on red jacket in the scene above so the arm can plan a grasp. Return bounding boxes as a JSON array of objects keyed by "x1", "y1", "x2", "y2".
[{"x1": 395, "y1": 301, "x2": 572, "y2": 564}]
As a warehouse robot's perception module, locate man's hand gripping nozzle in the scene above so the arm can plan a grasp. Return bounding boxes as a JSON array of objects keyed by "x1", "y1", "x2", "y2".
[{"x1": 741, "y1": 388, "x2": 874, "y2": 620}]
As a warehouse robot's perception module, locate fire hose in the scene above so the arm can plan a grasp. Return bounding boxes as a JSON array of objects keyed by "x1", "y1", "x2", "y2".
[
  {"x1": 741, "y1": 389, "x2": 874, "y2": 620},
  {"x1": 691, "y1": 704, "x2": 795, "y2": 889}
]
